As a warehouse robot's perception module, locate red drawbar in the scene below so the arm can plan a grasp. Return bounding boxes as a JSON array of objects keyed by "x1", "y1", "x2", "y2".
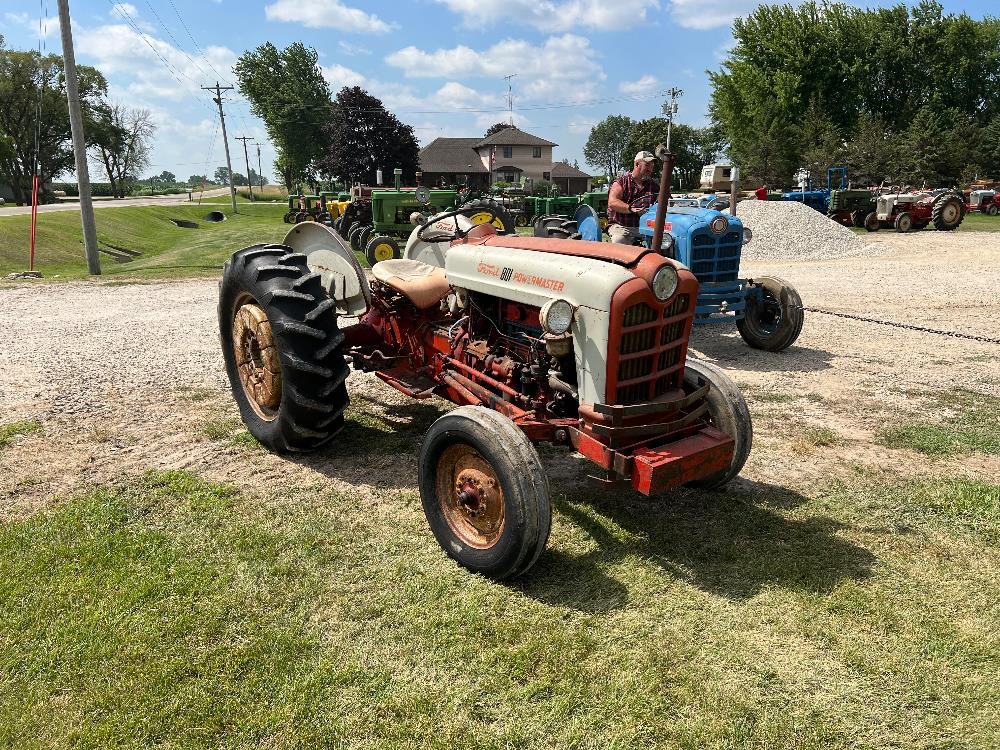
[{"x1": 630, "y1": 427, "x2": 734, "y2": 495}]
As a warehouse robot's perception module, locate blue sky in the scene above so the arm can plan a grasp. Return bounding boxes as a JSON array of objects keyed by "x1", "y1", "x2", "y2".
[{"x1": 0, "y1": 0, "x2": 994, "y2": 182}]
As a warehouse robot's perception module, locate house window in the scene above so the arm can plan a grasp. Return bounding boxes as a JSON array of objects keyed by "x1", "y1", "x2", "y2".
[
  {"x1": 502, "y1": 146, "x2": 513, "y2": 159},
  {"x1": 543, "y1": 171, "x2": 551, "y2": 180},
  {"x1": 504, "y1": 172, "x2": 516, "y2": 183},
  {"x1": 533, "y1": 147, "x2": 542, "y2": 158}
]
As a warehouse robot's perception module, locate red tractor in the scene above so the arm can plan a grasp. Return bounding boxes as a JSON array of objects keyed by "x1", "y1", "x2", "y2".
[
  {"x1": 966, "y1": 189, "x2": 999, "y2": 216},
  {"x1": 864, "y1": 189, "x2": 966, "y2": 233},
  {"x1": 219, "y1": 153, "x2": 753, "y2": 580}
]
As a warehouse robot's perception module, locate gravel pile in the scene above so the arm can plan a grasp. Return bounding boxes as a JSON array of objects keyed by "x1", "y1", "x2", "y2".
[{"x1": 730, "y1": 199, "x2": 883, "y2": 261}]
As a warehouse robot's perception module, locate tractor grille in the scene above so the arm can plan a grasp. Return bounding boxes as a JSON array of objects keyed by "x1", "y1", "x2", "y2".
[
  {"x1": 615, "y1": 294, "x2": 690, "y2": 405},
  {"x1": 690, "y1": 229, "x2": 742, "y2": 282}
]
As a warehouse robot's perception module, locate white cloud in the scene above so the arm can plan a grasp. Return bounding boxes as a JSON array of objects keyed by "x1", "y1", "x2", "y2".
[
  {"x1": 110, "y1": 3, "x2": 138, "y2": 19},
  {"x1": 669, "y1": 0, "x2": 779, "y2": 30},
  {"x1": 386, "y1": 35, "x2": 605, "y2": 104},
  {"x1": 435, "y1": 0, "x2": 659, "y2": 31},
  {"x1": 4, "y1": 11, "x2": 60, "y2": 38},
  {"x1": 76, "y1": 23, "x2": 236, "y2": 102},
  {"x1": 568, "y1": 118, "x2": 597, "y2": 134},
  {"x1": 322, "y1": 64, "x2": 367, "y2": 89},
  {"x1": 264, "y1": 0, "x2": 393, "y2": 33},
  {"x1": 619, "y1": 74, "x2": 659, "y2": 95}
]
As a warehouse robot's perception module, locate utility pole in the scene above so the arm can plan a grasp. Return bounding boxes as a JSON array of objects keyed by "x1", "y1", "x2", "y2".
[
  {"x1": 202, "y1": 82, "x2": 237, "y2": 214},
  {"x1": 57, "y1": 0, "x2": 100, "y2": 275},
  {"x1": 254, "y1": 142, "x2": 264, "y2": 194},
  {"x1": 236, "y1": 135, "x2": 254, "y2": 201},
  {"x1": 661, "y1": 87, "x2": 683, "y2": 151}
]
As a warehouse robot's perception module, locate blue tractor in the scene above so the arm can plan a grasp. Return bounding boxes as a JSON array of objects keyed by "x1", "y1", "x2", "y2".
[
  {"x1": 635, "y1": 203, "x2": 804, "y2": 351},
  {"x1": 543, "y1": 201, "x2": 805, "y2": 351},
  {"x1": 778, "y1": 166, "x2": 848, "y2": 214}
]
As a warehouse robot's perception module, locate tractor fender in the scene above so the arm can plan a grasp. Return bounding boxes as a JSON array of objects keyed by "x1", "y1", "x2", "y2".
[{"x1": 282, "y1": 222, "x2": 371, "y2": 316}]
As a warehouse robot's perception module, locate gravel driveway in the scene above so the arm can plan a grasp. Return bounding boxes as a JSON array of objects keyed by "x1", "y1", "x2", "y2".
[{"x1": 1, "y1": 229, "x2": 997, "y2": 517}]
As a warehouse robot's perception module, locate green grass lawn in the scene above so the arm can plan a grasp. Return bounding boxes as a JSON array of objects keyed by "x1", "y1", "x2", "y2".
[
  {"x1": 2, "y1": 451, "x2": 998, "y2": 747},
  {"x1": 850, "y1": 211, "x2": 1000, "y2": 234},
  {"x1": 0, "y1": 204, "x2": 289, "y2": 281}
]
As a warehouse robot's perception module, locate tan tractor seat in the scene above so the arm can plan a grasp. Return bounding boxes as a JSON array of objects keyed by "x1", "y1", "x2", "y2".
[{"x1": 371, "y1": 259, "x2": 450, "y2": 309}]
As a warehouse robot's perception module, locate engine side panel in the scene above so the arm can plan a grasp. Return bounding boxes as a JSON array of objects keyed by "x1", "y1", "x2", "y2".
[{"x1": 444, "y1": 244, "x2": 634, "y2": 405}]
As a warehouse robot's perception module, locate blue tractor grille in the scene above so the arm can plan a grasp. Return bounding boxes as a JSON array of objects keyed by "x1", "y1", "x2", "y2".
[{"x1": 689, "y1": 230, "x2": 742, "y2": 282}]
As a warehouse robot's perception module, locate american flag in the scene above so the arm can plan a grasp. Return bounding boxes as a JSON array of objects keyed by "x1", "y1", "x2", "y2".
[{"x1": 490, "y1": 146, "x2": 496, "y2": 166}]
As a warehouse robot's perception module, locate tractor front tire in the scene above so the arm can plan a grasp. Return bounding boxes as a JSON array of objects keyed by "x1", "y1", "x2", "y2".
[
  {"x1": 894, "y1": 212, "x2": 913, "y2": 233},
  {"x1": 460, "y1": 199, "x2": 516, "y2": 235},
  {"x1": 932, "y1": 193, "x2": 965, "y2": 231},
  {"x1": 683, "y1": 359, "x2": 752, "y2": 490},
  {"x1": 219, "y1": 245, "x2": 350, "y2": 453},
  {"x1": 851, "y1": 210, "x2": 867, "y2": 228},
  {"x1": 864, "y1": 213, "x2": 880, "y2": 232},
  {"x1": 736, "y1": 276, "x2": 804, "y2": 352},
  {"x1": 282, "y1": 211, "x2": 295, "y2": 224},
  {"x1": 365, "y1": 235, "x2": 401, "y2": 267},
  {"x1": 348, "y1": 224, "x2": 365, "y2": 253},
  {"x1": 419, "y1": 406, "x2": 551, "y2": 580}
]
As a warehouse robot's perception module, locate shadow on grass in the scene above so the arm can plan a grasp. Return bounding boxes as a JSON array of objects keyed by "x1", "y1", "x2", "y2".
[
  {"x1": 285, "y1": 394, "x2": 444, "y2": 490},
  {"x1": 517, "y1": 479, "x2": 874, "y2": 612},
  {"x1": 690, "y1": 323, "x2": 834, "y2": 373}
]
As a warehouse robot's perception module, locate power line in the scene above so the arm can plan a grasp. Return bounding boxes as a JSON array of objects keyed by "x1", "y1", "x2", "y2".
[{"x1": 164, "y1": 0, "x2": 231, "y2": 85}]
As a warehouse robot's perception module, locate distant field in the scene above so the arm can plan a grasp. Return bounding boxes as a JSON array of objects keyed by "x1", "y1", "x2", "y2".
[{"x1": 0, "y1": 204, "x2": 288, "y2": 281}]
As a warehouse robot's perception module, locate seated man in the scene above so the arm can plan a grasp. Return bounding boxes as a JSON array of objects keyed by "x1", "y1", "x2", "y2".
[{"x1": 606, "y1": 151, "x2": 657, "y2": 244}]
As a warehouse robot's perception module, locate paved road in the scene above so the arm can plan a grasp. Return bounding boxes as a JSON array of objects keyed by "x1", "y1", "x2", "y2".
[{"x1": 0, "y1": 188, "x2": 233, "y2": 217}]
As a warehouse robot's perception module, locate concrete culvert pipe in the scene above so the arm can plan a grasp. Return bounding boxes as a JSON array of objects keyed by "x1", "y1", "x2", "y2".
[
  {"x1": 170, "y1": 218, "x2": 199, "y2": 228},
  {"x1": 204, "y1": 211, "x2": 227, "y2": 222}
]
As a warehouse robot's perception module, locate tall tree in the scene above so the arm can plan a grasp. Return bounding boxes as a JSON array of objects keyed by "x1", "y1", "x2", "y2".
[
  {"x1": 317, "y1": 86, "x2": 420, "y2": 185},
  {"x1": 89, "y1": 103, "x2": 155, "y2": 198},
  {"x1": 0, "y1": 45, "x2": 107, "y2": 204},
  {"x1": 214, "y1": 166, "x2": 231, "y2": 185},
  {"x1": 234, "y1": 42, "x2": 333, "y2": 190},
  {"x1": 843, "y1": 112, "x2": 894, "y2": 185},
  {"x1": 484, "y1": 122, "x2": 514, "y2": 137},
  {"x1": 584, "y1": 115, "x2": 634, "y2": 180},
  {"x1": 798, "y1": 98, "x2": 845, "y2": 184}
]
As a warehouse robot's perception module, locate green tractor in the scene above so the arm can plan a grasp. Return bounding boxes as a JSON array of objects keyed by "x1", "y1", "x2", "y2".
[{"x1": 336, "y1": 170, "x2": 517, "y2": 266}]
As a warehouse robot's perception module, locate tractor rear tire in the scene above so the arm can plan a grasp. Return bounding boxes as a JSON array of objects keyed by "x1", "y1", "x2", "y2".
[
  {"x1": 932, "y1": 193, "x2": 965, "y2": 231},
  {"x1": 534, "y1": 215, "x2": 577, "y2": 238},
  {"x1": 460, "y1": 199, "x2": 516, "y2": 235},
  {"x1": 282, "y1": 211, "x2": 295, "y2": 224},
  {"x1": 365, "y1": 235, "x2": 401, "y2": 267},
  {"x1": 357, "y1": 226, "x2": 374, "y2": 256},
  {"x1": 894, "y1": 212, "x2": 913, "y2": 233},
  {"x1": 348, "y1": 224, "x2": 365, "y2": 253},
  {"x1": 682, "y1": 359, "x2": 752, "y2": 490},
  {"x1": 851, "y1": 210, "x2": 867, "y2": 228},
  {"x1": 736, "y1": 276, "x2": 804, "y2": 352},
  {"x1": 988, "y1": 204, "x2": 998, "y2": 217},
  {"x1": 864, "y1": 212, "x2": 880, "y2": 232},
  {"x1": 419, "y1": 406, "x2": 551, "y2": 580},
  {"x1": 219, "y1": 244, "x2": 350, "y2": 453},
  {"x1": 514, "y1": 212, "x2": 530, "y2": 227}
]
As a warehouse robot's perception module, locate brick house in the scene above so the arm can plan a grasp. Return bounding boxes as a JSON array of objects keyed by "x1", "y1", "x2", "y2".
[{"x1": 419, "y1": 127, "x2": 567, "y2": 189}]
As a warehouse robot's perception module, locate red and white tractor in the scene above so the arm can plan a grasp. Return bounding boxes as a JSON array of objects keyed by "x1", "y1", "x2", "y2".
[
  {"x1": 864, "y1": 189, "x2": 965, "y2": 232},
  {"x1": 218, "y1": 164, "x2": 753, "y2": 579},
  {"x1": 966, "y1": 189, "x2": 999, "y2": 216}
]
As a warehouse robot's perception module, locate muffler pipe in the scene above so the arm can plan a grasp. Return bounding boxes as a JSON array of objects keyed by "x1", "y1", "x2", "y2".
[{"x1": 651, "y1": 144, "x2": 676, "y2": 258}]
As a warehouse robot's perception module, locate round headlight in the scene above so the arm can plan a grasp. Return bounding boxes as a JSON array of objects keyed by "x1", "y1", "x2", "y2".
[
  {"x1": 539, "y1": 298, "x2": 574, "y2": 335},
  {"x1": 742, "y1": 226, "x2": 752, "y2": 244},
  {"x1": 659, "y1": 232, "x2": 675, "y2": 253},
  {"x1": 652, "y1": 265, "x2": 678, "y2": 301},
  {"x1": 710, "y1": 215, "x2": 729, "y2": 234}
]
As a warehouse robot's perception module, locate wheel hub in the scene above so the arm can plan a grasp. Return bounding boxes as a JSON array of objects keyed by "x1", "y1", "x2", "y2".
[
  {"x1": 233, "y1": 301, "x2": 282, "y2": 419},
  {"x1": 436, "y1": 446, "x2": 504, "y2": 549}
]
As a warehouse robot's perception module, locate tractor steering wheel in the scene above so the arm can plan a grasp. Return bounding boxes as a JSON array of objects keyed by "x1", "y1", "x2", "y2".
[{"x1": 415, "y1": 206, "x2": 503, "y2": 242}]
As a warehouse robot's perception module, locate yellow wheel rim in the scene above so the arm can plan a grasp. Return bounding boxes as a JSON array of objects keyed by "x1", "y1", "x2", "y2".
[
  {"x1": 599, "y1": 217, "x2": 608, "y2": 231},
  {"x1": 468, "y1": 211, "x2": 506, "y2": 231},
  {"x1": 232, "y1": 298, "x2": 281, "y2": 421},
  {"x1": 374, "y1": 243, "x2": 395, "y2": 261}
]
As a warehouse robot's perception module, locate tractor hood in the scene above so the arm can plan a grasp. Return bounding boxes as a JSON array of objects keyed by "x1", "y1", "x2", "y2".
[
  {"x1": 637, "y1": 204, "x2": 744, "y2": 240},
  {"x1": 464, "y1": 234, "x2": 653, "y2": 268}
]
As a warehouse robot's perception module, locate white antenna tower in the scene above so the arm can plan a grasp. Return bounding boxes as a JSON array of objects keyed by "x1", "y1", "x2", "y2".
[{"x1": 504, "y1": 73, "x2": 518, "y2": 126}]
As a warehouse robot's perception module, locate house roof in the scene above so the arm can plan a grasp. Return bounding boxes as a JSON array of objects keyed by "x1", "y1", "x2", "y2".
[
  {"x1": 476, "y1": 127, "x2": 557, "y2": 148},
  {"x1": 550, "y1": 161, "x2": 591, "y2": 179},
  {"x1": 418, "y1": 138, "x2": 488, "y2": 174}
]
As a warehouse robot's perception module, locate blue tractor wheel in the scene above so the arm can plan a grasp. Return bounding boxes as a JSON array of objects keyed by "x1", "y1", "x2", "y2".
[{"x1": 736, "y1": 276, "x2": 804, "y2": 352}]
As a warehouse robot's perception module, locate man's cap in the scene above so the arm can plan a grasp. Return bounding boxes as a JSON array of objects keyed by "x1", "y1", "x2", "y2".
[{"x1": 634, "y1": 150, "x2": 655, "y2": 163}]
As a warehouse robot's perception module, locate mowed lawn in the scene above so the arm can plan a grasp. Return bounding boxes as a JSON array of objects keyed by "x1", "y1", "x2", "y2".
[
  {"x1": 0, "y1": 203, "x2": 289, "y2": 280},
  {"x1": 2, "y1": 392, "x2": 999, "y2": 749}
]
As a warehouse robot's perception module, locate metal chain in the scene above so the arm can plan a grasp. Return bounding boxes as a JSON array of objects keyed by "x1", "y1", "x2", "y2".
[{"x1": 799, "y1": 306, "x2": 1000, "y2": 345}]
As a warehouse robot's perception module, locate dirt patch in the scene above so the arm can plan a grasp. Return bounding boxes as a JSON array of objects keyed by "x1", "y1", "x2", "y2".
[{"x1": 1, "y1": 231, "x2": 998, "y2": 518}]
